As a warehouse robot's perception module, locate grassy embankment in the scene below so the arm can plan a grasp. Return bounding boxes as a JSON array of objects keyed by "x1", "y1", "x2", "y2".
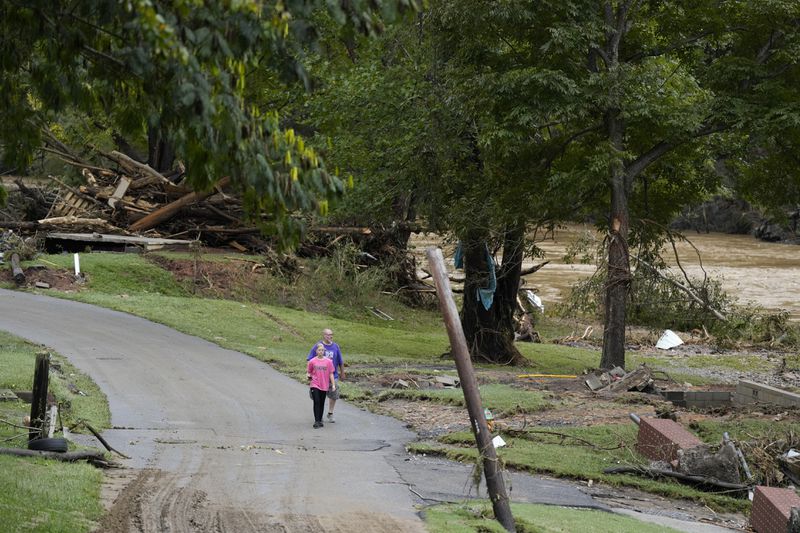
[
  {"x1": 0, "y1": 331, "x2": 109, "y2": 532},
  {"x1": 2, "y1": 250, "x2": 786, "y2": 529}
]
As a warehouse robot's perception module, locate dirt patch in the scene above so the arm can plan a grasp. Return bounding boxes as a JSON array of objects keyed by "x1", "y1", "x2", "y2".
[
  {"x1": 0, "y1": 265, "x2": 83, "y2": 291},
  {"x1": 146, "y1": 254, "x2": 267, "y2": 300}
]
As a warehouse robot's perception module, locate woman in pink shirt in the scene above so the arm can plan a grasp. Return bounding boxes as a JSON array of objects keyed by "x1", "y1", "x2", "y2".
[{"x1": 307, "y1": 344, "x2": 336, "y2": 428}]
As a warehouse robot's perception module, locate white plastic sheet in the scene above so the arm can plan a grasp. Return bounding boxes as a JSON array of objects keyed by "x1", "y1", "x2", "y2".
[{"x1": 656, "y1": 329, "x2": 684, "y2": 350}]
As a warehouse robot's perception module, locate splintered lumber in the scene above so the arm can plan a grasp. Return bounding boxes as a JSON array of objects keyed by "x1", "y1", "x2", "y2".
[
  {"x1": 107, "y1": 177, "x2": 131, "y2": 209},
  {"x1": 129, "y1": 176, "x2": 230, "y2": 232},
  {"x1": 607, "y1": 365, "x2": 652, "y2": 392},
  {"x1": 10, "y1": 253, "x2": 25, "y2": 285},
  {"x1": 2, "y1": 218, "x2": 120, "y2": 233}
]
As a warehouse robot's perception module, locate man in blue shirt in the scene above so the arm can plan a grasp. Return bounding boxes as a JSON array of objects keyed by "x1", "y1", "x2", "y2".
[{"x1": 307, "y1": 328, "x2": 344, "y2": 422}]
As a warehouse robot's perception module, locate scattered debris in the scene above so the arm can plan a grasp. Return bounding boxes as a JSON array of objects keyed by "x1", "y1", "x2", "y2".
[
  {"x1": 0, "y1": 389, "x2": 19, "y2": 401},
  {"x1": 518, "y1": 373, "x2": 577, "y2": 379},
  {"x1": 434, "y1": 375, "x2": 460, "y2": 388},
  {"x1": 366, "y1": 306, "x2": 394, "y2": 320},
  {"x1": 583, "y1": 364, "x2": 656, "y2": 394},
  {"x1": 492, "y1": 435, "x2": 506, "y2": 448}
]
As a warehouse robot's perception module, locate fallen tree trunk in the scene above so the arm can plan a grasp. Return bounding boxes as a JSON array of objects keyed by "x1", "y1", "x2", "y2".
[
  {"x1": 10, "y1": 253, "x2": 25, "y2": 285},
  {"x1": 129, "y1": 176, "x2": 230, "y2": 232}
]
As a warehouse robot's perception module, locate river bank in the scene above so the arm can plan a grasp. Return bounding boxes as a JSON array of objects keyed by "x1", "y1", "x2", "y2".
[{"x1": 411, "y1": 226, "x2": 800, "y2": 321}]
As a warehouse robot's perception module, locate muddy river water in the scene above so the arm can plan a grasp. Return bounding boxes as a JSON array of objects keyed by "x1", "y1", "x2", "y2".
[{"x1": 410, "y1": 225, "x2": 800, "y2": 320}]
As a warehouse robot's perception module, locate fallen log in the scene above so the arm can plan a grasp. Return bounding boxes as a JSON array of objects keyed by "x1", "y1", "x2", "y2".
[
  {"x1": 603, "y1": 465, "x2": 750, "y2": 492},
  {"x1": 10, "y1": 253, "x2": 25, "y2": 285},
  {"x1": 103, "y1": 150, "x2": 173, "y2": 187},
  {"x1": 129, "y1": 176, "x2": 230, "y2": 232},
  {"x1": 0, "y1": 447, "x2": 105, "y2": 463}
]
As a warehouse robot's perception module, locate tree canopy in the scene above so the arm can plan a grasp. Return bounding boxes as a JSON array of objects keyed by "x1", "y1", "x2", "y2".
[{"x1": 0, "y1": 0, "x2": 417, "y2": 241}]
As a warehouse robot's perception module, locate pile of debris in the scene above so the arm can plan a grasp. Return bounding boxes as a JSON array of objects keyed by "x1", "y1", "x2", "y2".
[
  {"x1": 584, "y1": 364, "x2": 660, "y2": 394},
  {"x1": 2, "y1": 150, "x2": 262, "y2": 250}
]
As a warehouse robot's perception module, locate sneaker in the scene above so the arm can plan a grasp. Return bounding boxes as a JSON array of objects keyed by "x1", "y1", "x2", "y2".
[
  {"x1": 327, "y1": 413, "x2": 335, "y2": 423},
  {"x1": 313, "y1": 422, "x2": 321, "y2": 428}
]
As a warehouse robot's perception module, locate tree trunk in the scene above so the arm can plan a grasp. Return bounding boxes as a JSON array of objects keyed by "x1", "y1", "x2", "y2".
[
  {"x1": 147, "y1": 125, "x2": 175, "y2": 173},
  {"x1": 460, "y1": 226, "x2": 525, "y2": 365},
  {"x1": 600, "y1": 109, "x2": 631, "y2": 370}
]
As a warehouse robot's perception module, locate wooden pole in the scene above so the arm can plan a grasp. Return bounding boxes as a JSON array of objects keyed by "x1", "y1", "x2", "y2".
[
  {"x1": 426, "y1": 246, "x2": 515, "y2": 532},
  {"x1": 29, "y1": 352, "x2": 50, "y2": 443}
]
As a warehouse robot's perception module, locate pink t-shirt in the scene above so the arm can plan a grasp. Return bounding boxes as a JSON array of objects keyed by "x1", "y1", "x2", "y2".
[{"x1": 307, "y1": 357, "x2": 335, "y2": 391}]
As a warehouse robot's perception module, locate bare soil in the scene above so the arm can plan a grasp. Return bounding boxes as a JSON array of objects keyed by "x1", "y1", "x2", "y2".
[{"x1": 0, "y1": 264, "x2": 83, "y2": 291}]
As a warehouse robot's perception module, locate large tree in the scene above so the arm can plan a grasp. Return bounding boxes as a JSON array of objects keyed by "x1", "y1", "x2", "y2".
[{"x1": 0, "y1": 0, "x2": 416, "y2": 241}]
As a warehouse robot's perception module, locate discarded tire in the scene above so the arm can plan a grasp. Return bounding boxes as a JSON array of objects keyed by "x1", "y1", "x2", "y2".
[{"x1": 28, "y1": 437, "x2": 69, "y2": 453}]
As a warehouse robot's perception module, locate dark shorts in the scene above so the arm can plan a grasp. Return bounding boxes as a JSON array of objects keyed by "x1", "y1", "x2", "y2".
[{"x1": 326, "y1": 381, "x2": 339, "y2": 400}]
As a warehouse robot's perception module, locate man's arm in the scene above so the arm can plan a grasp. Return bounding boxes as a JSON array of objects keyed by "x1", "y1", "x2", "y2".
[{"x1": 336, "y1": 345, "x2": 344, "y2": 380}]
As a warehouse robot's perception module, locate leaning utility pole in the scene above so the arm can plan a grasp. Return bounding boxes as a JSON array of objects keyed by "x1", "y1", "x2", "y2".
[{"x1": 426, "y1": 246, "x2": 515, "y2": 532}]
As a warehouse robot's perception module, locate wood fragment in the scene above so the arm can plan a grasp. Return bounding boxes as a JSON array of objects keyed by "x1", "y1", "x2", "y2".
[{"x1": 108, "y1": 177, "x2": 131, "y2": 209}]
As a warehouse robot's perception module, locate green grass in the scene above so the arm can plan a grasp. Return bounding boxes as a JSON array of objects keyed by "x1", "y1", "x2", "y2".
[
  {"x1": 0, "y1": 331, "x2": 107, "y2": 533},
  {"x1": 0, "y1": 455, "x2": 103, "y2": 533},
  {"x1": 37, "y1": 253, "x2": 189, "y2": 296},
  {"x1": 425, "y1": 502, "x2": 683, "y2": 532},
  {"x1": 0, "y1": 331, "x2": 109, "y2": 431},
  {"x1": 379, "y1": 384, "x2": 552, "y2": 416}
]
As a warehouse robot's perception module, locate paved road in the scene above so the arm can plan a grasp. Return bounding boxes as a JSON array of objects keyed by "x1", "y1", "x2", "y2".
[{"x1": 0, "y1": 289, "x2": 737, "y2": 532}]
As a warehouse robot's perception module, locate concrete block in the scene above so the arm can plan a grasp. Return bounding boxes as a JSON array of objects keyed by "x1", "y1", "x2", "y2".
[
  {"x1": 736, "y1": 380, "x2": 800, "y2": 408},
  {"x1": 751, "y1": 485, "x2": 800, "y2": 533},
  {"x1": 636, "y1": 417, "x2": 703, "y2": 462}
]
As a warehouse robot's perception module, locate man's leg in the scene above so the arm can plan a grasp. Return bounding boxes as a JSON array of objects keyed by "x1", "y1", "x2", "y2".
[{"x1": 327, "y1": 379, "x2": 338, "y2": 422}]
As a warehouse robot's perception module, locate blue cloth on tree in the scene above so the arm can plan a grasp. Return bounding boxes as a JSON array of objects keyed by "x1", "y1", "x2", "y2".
[{"x1": 453, "y1": 242, "x2": 496, "y2": 310}]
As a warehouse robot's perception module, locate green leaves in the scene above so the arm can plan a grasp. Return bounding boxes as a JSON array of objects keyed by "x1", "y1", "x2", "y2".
[{"x1": 0, "y1": 0, "x2": 418, "y2": 244}]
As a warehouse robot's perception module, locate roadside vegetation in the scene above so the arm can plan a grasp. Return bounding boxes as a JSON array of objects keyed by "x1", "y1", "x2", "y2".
[
  {"x1": 0, "y1": 331, "x2": 108, "y2": 533},
  {"x1": 4, "y1": 248, "x2": 799, "y2": 532},
  {"x1": 426, "y1": 502, "x2": 683, "y2": 533}
]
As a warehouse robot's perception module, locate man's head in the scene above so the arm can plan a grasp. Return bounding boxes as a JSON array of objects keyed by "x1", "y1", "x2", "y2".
[{"x1": 322, "y1": 329, "x2": 334, "y2": 344}]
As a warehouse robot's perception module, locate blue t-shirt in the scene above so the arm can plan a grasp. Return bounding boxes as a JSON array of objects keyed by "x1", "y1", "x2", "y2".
[{"x1": 307, "y1": 341, "x2": 343, "y2": 379}]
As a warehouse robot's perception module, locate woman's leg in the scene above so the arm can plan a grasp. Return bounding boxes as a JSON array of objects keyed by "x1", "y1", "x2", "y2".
[{"x1": 311, "y1": 388, "x2": 325, "y2": 424}]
